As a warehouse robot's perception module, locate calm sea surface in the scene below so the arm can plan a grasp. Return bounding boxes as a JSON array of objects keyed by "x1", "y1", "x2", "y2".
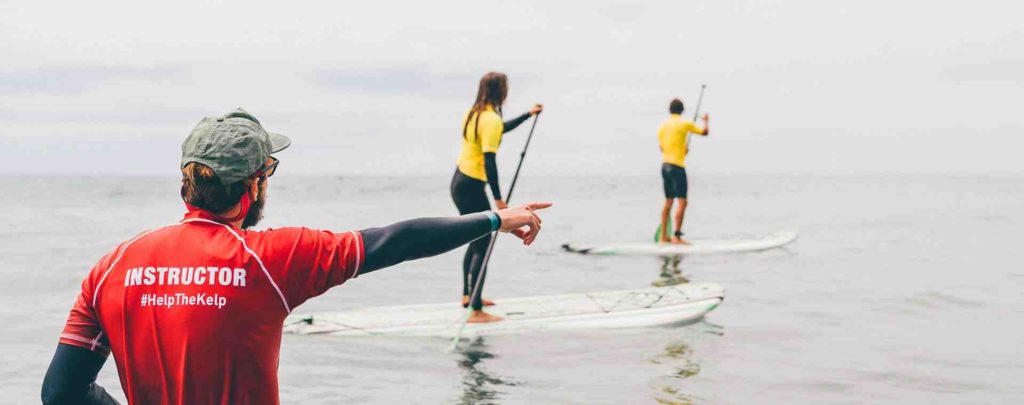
[{"x1": 1, "y1": 173, "x2": 1021, "y2": 404}]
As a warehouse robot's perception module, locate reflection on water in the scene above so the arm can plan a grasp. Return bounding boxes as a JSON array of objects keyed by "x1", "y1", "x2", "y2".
[
  {"x1": 653, "y1": 256, "x2": 689, "y2": 287},
  {"x1": 649, "y1": 325, "x2": 721, "y2": 405},
  {"x1": 454, "y1": 337, "x2": 519, "y2": 405},
  {"x1": 655, "y1": 342, "x2": 702, "y2": 379},
  {"x1": 700, "y1": 319, "x2": 726, "y2": 337},
  {"x1": 661, "y1": 255, "x2": 683, "y2": 273}
]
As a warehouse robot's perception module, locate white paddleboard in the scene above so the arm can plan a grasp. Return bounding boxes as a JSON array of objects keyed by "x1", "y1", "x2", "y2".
[
  {"x1": 284, "y1": 282, "x2": 724, "y2": 337},
  {"x1": 562, "y1": 230, "x2": 798, "y2": 257}
]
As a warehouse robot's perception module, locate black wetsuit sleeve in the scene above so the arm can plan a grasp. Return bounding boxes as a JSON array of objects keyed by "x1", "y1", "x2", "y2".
[
  {"x1": 42, "y1": 344, "x2": 119, "y2": 405},
  {"x1": 483, "y1": 152, "x2": 501, "y2": 200},
  {"x1": 502, "y1": 112, "x2": 531, "y2": 133},
  {"x1": 359, "y1": 213, "x2": 496, "y2": 274}
]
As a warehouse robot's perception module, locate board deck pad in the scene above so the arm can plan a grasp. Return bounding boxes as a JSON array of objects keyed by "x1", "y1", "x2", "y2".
[
  {"x1": 562, "y1": 230, "x2": 798, "y2": 257},
  {"x1": 284, "y1": 282, "x2": 724, "y2": 337}
]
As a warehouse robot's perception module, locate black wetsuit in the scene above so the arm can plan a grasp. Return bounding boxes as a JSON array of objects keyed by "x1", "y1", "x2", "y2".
[
  {"x1": 42, "y1": 213, "x2": 498, "y2": 405},
  {"x1": 451, "y1": 111, "x2": 531, "y2": 311}
]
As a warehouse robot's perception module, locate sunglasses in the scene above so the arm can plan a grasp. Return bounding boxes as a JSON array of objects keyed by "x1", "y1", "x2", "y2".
[{"x1": 254, "y1": 156, "x2": 279, "y2": 178}]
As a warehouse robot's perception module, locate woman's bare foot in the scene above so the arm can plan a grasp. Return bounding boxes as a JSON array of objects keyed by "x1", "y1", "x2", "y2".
[
  {"x1": 467, "y1": 310, "x2": 503, "y2": 323},
  {"x1": 670, "y1": 237, "x2": 690, "y2": 245},
  {"x1": 462, "y1": 296, "x2": 496, "y2": 307}
]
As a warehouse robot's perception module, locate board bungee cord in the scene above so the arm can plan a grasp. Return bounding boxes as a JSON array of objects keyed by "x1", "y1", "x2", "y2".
[{"x1": 450, "y1": 112, "x2": 542, "y2": 351}]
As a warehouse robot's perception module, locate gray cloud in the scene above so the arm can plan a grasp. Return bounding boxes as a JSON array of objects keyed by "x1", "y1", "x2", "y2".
[
  {"x1": 0, "y1": 0, "x2": 1021, "y2": 175},
  {"x1": 941, "y1": 60, "x2": 1024, "y2": 83},
  {"x1": 0, "y1": 108, "x2": 207, "y2": 126},
  {"x1": 312, "y1": 67, "x2": 479, "y2": 97},
  {"x1": 0, "y1": 65, "x2": 183, "y2": 94}
]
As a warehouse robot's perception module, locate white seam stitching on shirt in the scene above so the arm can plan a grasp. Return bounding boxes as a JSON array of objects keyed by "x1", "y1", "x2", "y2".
[
  {"x1": 349, "y1": 231, "x2": 363, "y2": 280},
  {"x1": 60, "y1": 333, "x2": 109, "y2": 351},
  {"x1": 91, "y1": 331, "x2": 104, "y2": 351},
  {"x1": 185, "y1": 218, "x2": 292, "y2": 314},
  {"x1": 92, "y1": 226, "x2": 173, "y2": 308}
]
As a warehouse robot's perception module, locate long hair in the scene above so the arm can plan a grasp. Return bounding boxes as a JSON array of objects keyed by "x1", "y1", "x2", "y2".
[{"x1": 463, "y1": 72, "x2": 508, "y2": 140}]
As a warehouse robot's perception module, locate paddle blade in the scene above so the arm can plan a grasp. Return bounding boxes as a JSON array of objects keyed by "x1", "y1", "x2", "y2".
[{"x1": 653, "y1": 222, "x2": 673, "y2": 242}]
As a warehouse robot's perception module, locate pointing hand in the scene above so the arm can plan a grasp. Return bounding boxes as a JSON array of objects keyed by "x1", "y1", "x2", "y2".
[{"x1": 495, "y1": 202, "x2": 552, "y2": 246}]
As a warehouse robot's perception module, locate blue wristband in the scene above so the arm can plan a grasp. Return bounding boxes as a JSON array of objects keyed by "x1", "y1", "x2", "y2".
[{"x1": 483, "y1": 211, "x2": 501, "y2": 232}]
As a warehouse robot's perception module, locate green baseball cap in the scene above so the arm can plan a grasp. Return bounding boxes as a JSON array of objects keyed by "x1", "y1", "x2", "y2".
[{"x1": 181, "y1": 108, "x2": 291, "y2": 184}]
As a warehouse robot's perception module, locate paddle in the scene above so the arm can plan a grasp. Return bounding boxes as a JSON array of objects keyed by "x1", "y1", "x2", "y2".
[
  {"x1": 655, "y1": 84, "x2": 707, "y2": 242},
  {"x1": 685, "y1": 84, "x2": 707, "y2": 155},
  {"x1": 450, "y1": 112, "x2": 542, "y2": 351}
]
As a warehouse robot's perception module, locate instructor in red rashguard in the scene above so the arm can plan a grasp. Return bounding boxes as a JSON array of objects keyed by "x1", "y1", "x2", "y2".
[{"x1": 41, "y1": 108, "x2": 550, "y2": 405}]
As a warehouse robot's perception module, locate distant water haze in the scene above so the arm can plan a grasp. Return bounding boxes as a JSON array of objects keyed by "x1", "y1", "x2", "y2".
[{"x1": 1, "y1": 0, "x2": 1022, "y2": 176}]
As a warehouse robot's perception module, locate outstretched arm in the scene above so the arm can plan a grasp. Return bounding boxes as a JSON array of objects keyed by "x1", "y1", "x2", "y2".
[
  {"x1": 359, "y1": 213, "x2": 494, "y2": 273},
  {"x1": 42, "y1": 344, "x2": 119, "y2": 405},
  {"x1": 503, "y1": 104, "x2": 542, "y2": 133},
  {"x1": 502, "y1": 112, "x2": 532, "y2": 133},
  {"x1": 358, "y1": 203, "x2": 551, "y2": 274}
]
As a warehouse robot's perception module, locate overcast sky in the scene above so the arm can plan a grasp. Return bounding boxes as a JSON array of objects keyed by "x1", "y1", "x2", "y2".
[{"x1": 1, "y1": 0, "x2": 1021, "y2": 175}]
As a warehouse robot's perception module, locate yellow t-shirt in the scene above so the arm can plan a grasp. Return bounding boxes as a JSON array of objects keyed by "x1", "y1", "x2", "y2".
[
  {"x1": 456, "y1": 106, "x2": 504, "y2": 181},
  {"x1": 658, "y1": 114, "x2": 704, "y2": 168}
]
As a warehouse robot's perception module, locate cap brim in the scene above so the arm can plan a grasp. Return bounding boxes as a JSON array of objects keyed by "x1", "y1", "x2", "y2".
[{"x1": 268, "y1": 132, "x2": 291, "y2": 153}]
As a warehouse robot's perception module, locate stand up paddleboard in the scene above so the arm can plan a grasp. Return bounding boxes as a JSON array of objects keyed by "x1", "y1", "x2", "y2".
[
  {"x1": 562, "y1": 230, "x2": 798, "y2": 257},
  {"x1": 284, "y1": 283, "x2": 724, "y2": 337}
]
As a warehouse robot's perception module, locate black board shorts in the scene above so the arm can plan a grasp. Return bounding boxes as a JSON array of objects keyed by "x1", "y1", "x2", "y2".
[{"x1": 661, "y1": 163, "x2": 688, "y2": 199}]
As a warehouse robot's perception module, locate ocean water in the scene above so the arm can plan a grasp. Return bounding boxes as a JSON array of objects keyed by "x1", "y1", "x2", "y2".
[{"x1": 2, "y1": 173, "x2": 1021, "y2": 404}]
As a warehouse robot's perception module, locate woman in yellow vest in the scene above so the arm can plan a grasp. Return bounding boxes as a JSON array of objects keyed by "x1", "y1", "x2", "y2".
[{"x1": 452, "y1": 72, "x2": 542, "y2": 323}]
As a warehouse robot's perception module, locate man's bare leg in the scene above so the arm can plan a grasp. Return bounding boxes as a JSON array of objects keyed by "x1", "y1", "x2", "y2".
[
  {"x1": 660, "y1": 199, "x2": 674, "y2": 243},
  {"x1": 672, "y1": 198, "x2": 689, "y2": 244}
]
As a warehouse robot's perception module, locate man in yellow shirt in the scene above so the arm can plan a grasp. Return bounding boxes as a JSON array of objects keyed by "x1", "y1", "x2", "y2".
[{"x1": 658, "y1": 98, "x2": 709, "y2": 244}]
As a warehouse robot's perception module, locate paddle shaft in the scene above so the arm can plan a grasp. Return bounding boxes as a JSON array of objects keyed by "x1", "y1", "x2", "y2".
[
  {"x1": 684, "y1": 84, "x2": 707, "y2": 154},
  {"x1": 450, "y1": 113, "x2": 541, "y2": 350}
]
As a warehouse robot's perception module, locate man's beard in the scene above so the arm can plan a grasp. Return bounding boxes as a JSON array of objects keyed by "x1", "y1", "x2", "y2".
[{"x1": 240, "y1": 189, "x2": 266, "y2": 229}]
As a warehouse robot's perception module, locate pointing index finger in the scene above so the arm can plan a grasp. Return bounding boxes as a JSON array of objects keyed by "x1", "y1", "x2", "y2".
[{"x1": 526, "y1": 202, "x2": 553, "y2": 211}]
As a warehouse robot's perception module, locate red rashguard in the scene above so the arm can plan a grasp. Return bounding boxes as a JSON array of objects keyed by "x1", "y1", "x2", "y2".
[{"x1": 59, "y1": 209, "x2": 364, "y2": 405}]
